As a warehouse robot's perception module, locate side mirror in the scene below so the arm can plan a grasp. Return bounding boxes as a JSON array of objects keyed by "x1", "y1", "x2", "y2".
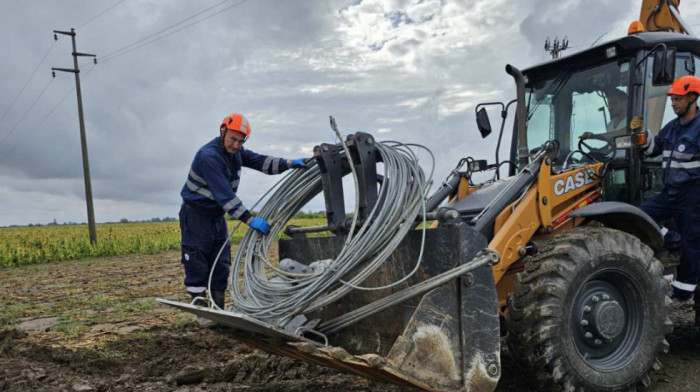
[
  {"x1": 652, "y1": 47, "x2": 676, "y2": 86},
  {"x1": 614, "y1": 134, "x2": 633, "y2": 149},
  {"x1": 476, "y1": 107, "x2": 492, "y2": 138}
]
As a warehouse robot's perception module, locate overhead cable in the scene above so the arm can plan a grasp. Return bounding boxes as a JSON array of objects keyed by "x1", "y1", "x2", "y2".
[
  {"x1": 100, "y1": 0, "x2": 248, "y2": 63},
  {"x1": 0, "y1": 41, "x2": 56, "y2": 125},
  {"x1": 1, "y1": 65, "x2": 97, "y2": 157},
  {"x1": 0, "y1": 78, "x2": 55, "y2": 149},
  {"x1": 76, "y1": 0, "x2": 127, "y2": 29}
]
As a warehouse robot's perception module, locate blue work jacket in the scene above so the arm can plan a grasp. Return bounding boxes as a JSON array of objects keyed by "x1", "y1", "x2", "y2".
[
  {"x1": 181, "y1": 137, "x2": 289, "y2": 222},
  {"x1": 645, "y1": 110, "x2": 700, "y2": 190}
]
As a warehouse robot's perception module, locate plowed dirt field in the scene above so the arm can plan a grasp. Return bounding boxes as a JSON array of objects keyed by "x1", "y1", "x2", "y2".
[{"x1": 1, "y1": 249, "x2": 699, "y2": 391}]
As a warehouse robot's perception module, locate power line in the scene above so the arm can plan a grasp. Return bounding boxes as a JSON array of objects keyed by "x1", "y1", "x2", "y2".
[
  {"x1": 0, "y1": 41, "x2": 56, "y2": 125},
  {"x1": 100, "y1": 0, "x2": 248, "y2": 63},
  {"x1": 100, "y1": 0, "x2": 234, "y2": 60},
  {"x1": 0, "y1": 78, "x2": 54, "y2": 149},
  {"x1": 2, "y1": 65, "x2": 97, "y2": 157},
  {"x1": 76, "y1": 0, "x2": 127, "y2": 29}
]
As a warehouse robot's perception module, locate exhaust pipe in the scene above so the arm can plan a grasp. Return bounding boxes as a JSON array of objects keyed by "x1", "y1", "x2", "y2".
[{"x1": 505, "y1": 64, "x2": 529, "y2": 170}]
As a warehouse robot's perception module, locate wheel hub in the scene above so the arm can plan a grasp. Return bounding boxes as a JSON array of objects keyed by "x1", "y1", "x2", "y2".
[
  {"x1": 578, "y1": 293, "x2": 626, "y2": 348},
  {"x1": 591, "y1": 300, "x2": 624, "y2": 340}
]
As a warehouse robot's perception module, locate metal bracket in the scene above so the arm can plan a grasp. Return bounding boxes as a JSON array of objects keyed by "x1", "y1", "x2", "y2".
[
  {"x1": 346, "y1": 132, "x2": 380, "y2": 220},
  {"x1": 314, "y1": 143, "x2": 347, "y2": 230},
  {"x1": 312, "y1": 132, "x2": 383, "y2": 235}
]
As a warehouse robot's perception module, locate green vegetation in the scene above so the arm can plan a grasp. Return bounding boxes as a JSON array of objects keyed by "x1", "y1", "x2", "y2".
[{"x1": 0, "y1": 218, "x2": 327, "y2": 268}]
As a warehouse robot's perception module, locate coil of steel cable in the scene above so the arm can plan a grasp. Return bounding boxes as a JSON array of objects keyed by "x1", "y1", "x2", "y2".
[{"x1": 221, "y1": 137, "x2": 433, "y2": 326}]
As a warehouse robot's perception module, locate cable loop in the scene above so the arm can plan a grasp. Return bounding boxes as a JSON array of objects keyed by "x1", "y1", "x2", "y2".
[{"x1": 212, "y1": 131, "x2": 434, "y2": 324}]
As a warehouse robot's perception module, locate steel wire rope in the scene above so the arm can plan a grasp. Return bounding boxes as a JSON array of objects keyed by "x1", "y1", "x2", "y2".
[
  {"x1": 99, "y1": 0, "x2": 248, "y2": 63},
  {"x1": 0, "y1": 41, "x2": 57, "y2": 125},
  {"x1": 337, "y1": 141, "x2": 435, "y2": 291},
  {"x1": 224, "y1": 140, "x2": 433, "y2": 324},
  {"x1": 334, "y1": 130, "x2": 360, "y2": 245},
  {"x1": 204, "y1": 164, "x2": 296, "y2": 310}
]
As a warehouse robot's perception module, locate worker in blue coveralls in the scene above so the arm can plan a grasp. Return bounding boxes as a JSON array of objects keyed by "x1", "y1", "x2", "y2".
[
  {"x1": 640, "y1": 75, "x2": 700, "y2": 302},
  {"x1": 180, "y1": 113, "x2": 307, "y2": 310}
]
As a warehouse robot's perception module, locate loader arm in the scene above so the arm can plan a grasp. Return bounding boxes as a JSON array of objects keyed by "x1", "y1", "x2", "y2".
[{"x1": 640, "y1": 0, "x2": 695, "y2": 35}]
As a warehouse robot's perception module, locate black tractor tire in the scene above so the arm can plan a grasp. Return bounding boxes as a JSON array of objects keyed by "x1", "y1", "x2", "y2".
[{"x1": 506, "y1": 227, "x2": 672, "y2": 391}]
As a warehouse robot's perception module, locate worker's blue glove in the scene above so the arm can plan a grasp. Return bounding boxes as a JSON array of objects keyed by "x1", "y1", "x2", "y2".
[
  {"x1": 248, "y1": 217, "x2": 271, "y2": 235},
  {"x1": 290, "y1": 158, "x2": 308, "y2": 169}
]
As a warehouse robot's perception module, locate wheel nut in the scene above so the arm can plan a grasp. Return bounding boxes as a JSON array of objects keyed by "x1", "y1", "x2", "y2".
[
  {"x1": 602, "y1": 294, "x2": 610, "y2": 300},
  {"x1": 583, "y1": 306, "x2": 591, "y2": 313},
  {"x1": 594, "y1": 339, "x2": 602, "y2": 345},
  {"x1": 580, "y1": 320, "x2": 589, "y2": 326},
  {"x1": 592, "y1": 296, "x2": 600, "y2": 303},
  {"x1": 585, "y1": 332, "x2": 593, "y2": 339}
]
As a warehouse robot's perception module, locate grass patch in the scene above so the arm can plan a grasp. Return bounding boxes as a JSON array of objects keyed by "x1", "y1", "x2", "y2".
[
  {"x1": 171, "y1": 311, "x2": 196, "y2": 328},
  {"x1": 0, "y1": 303, "x2": 50, "y2": 327},
  {"x1": 54, "y1": 321, "x2": 89, "y2": 339}
]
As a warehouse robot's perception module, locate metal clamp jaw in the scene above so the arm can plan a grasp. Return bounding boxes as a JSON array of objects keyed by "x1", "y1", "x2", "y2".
[{"x1": 313, "y1": 132, "x2": 382, "y2": 235}]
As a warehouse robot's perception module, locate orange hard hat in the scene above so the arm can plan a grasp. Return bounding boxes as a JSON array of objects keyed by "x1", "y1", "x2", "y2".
[
  {"x1": 220, "y1": 113, "x2": 251, "y2": 138},
  {"x1": 667, "y1": 75, "x2": 700, "y2": 96}
]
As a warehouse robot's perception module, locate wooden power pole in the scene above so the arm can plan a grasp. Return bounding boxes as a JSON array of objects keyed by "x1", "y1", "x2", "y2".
[{"x1": 52, "y1": 28, "x2": 98, "y2": 244}]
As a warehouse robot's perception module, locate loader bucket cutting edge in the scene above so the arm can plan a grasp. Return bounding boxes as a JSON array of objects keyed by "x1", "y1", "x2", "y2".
[
  {"x1": 159, "y1": 223, "x2": 501, "y2": 392},
  {"x1": 157, "y1": 298, "x2": 437, "y2": 390}
]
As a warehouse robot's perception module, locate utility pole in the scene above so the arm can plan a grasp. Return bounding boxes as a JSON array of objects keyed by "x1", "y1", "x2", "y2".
[{"x1": 52, "y1": 28, "x2": 98, "y2": 244}]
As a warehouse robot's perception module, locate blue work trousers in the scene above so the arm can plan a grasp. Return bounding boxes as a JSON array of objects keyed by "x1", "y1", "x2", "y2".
[
  {"x1": 641, "y1": 185, "x2": 700, "y2": 293},
  {"x1": 179, "y1": 203, "x2": 231, "y2": 293}
]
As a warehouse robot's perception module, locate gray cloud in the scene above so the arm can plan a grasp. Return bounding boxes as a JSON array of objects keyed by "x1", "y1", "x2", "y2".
[{"x1": 1, "y1": 0, "x2": 693, "y2": 226}]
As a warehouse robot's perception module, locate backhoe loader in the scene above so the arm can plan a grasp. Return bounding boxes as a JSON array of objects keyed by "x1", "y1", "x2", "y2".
[{"x1": 160, "y1": 1, "x2": 699, "y2": 390}]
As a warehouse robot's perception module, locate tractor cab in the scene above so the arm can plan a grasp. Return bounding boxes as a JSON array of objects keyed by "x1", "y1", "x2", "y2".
[{"x1": 500, "y1": 32, "x2": 700, "y2": 206}]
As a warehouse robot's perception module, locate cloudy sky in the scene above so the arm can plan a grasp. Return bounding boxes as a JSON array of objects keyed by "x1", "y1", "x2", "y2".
[{"x1": 0, "y1": 0, "x2": 697, "y2": 226}]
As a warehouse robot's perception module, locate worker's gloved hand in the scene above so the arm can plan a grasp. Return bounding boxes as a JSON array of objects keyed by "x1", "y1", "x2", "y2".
[
  {"x1": 248, "y1": 217, "x2": 271, "y2": 235},
  {"x1": 290, "y1": 158, "x2": 308, "y2": 169},
  {"x1": 630, "y1": 116, "x2": 644, "y2": 131}
]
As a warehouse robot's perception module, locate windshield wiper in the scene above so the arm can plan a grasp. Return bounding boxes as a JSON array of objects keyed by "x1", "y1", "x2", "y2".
[{"x1": 527, "y1": 67, "x2": 573, "y2": 121}]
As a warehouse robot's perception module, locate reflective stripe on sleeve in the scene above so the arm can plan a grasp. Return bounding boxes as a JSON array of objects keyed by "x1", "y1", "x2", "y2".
[
  {"x1": 262, "y1": 157, "x2": 273, "y2": 173},
  {"x1": 673, "y1": 151, "x2": 700, "y2": 160},
  {"x1": 186, "y1": 180, "x2": 214, "y2": 199},
  {"x1": 669, "y1": 160, "x2": 700, "y2": 169},
  {"x1": 189, "y1": 169, "x2": 207, "y2": 185},
  {"x1": 672, "y1": 280, "x2": 697, "y2": 292},
  {"x1": 222, "y1": 196, "x2": 242, "y2": 212},
  {"x1": 272, "y1": 158, "x2": 280, "y2": 174},
  {"x1": 231, "y1": 205, "x2": 247, "y2": 219},
  {"x1": 644, "y1": 138, "x2": 657, "y2": 156}
]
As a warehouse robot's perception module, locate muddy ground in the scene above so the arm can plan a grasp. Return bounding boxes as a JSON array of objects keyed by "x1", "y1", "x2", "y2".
[{"x1": 1, "y1": 250, "x2": 699, "y2": 391}]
